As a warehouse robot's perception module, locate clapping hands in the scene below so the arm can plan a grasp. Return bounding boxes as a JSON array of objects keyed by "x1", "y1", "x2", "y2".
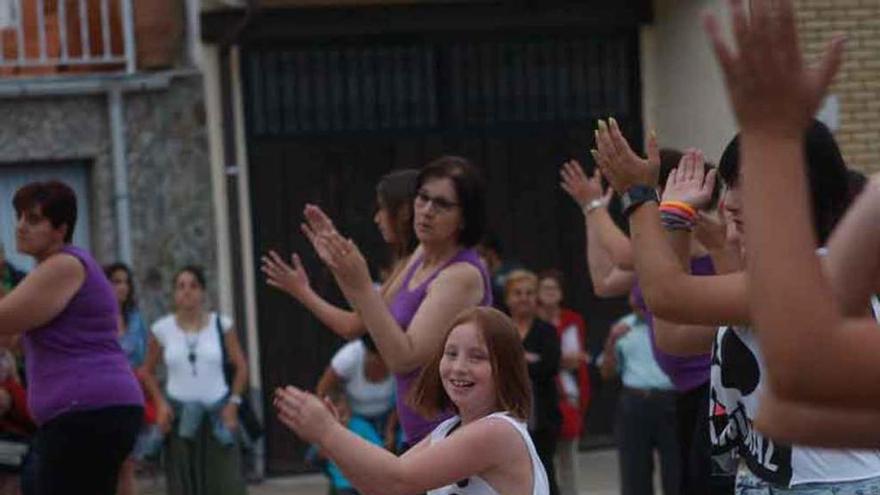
[
  {"x1": 300, "y1": 204, "x2": 373, "y2": 294},
  {"x1": 592, "y1": 118, "x2": 660, "y2": 194},
  {"x1": 661, "y1": 149, "x2": 717, "y2": 211},
  {"x1": 560, "y1": 159, "x2": 611, "y2": 212}
]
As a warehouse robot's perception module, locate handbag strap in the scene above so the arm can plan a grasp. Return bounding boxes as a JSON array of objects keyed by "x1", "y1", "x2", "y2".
[{"x1": 215, "y1": 313, "x2": 231, "y2": 387}]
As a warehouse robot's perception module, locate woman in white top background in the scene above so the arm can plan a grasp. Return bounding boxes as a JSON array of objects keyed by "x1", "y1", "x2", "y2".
[
  {"x1": 315, "y1": 334, "x2": 398, "y2": 450},
  {"x1": 140, "y1": 266, "x2": 249, "y2": 495},
  {"x1": 275, "y1": 307, "x2": 549, "y2": 495}
]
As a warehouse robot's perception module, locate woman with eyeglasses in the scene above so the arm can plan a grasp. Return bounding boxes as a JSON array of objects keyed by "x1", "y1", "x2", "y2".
[
  {"x1": 299, "y1": 156, "x2": 493, "y2": 447},
  {"x1": 140, "y1": 266, "x2": 249, "y2": 495}
]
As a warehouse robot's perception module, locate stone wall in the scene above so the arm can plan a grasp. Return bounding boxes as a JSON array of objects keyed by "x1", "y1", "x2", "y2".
[
  {"x1": 0, "y1": 75, "x2": 218, "y2": 322},
  {"x1": 796, "y1": 0, "x2": 880, "y2": 172}
]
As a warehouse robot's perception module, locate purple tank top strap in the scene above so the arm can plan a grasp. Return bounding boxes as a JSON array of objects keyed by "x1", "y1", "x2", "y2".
[
  {"x1": 398, "y1": 253, "x2": 425, "y2": 294},
  {"x1": 399, "y1": 248, "x2": 493, "y2": 307}
]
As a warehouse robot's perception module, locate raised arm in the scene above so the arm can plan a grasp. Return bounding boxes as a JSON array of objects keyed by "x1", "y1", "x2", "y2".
[
  {"x1": 650, "y1": 152, "x2": 723, "y2": 355},
  {"x1": 276, "y1": 386, "x2": 523, "y2": 495},
  {"x1": 0, "y1": 253, "x2": 84, "y2": 335},
  {"x1": 302, "y1": 206, "x2": 485, "y2": 374},
  {"x1": 823, "y1": 182, "x2": 880, "y2": 317},
  {"x1": 593, "y1": 119, "x2": 750, "y2": 326},
  {"x1": 560, "y1": 160, "x2": 635, "y2": 297},
  {"x1": 262, "y1": 250, "x2": 364, "y2": 339},
  {"x1": 702, "y1": 0, "x2": 880, "y2": 408}
]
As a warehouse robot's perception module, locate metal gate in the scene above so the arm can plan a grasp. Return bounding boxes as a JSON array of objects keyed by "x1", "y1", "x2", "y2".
[{"x1": 243, "y1": 30, "x2": 641, "y2": 474}]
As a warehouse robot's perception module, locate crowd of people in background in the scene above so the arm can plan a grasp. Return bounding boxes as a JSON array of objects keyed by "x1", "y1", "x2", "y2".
[{"x1": 0, "y1": 1, "x2": 879, "y2": 494}]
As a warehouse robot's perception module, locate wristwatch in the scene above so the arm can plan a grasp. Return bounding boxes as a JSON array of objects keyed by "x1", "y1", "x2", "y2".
[
  {"x1": 228, "y1": 394, "x2": 243, "y2": 406},
  {"x1": 621, "y1": 185, "x2": 659, "y2": 218}
]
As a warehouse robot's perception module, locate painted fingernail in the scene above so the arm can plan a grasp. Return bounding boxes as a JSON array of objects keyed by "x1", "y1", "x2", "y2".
[
  {"x1": 609, "y1": 117, "x2": 618, "y2": 128},
  {"x1": 598, "y1": 120, "x2": 608, "y2": 131}
]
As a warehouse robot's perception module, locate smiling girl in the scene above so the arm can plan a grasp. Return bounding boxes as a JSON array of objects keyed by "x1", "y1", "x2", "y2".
[{"x1": 275, "y1": 307, "x2": 549, "y2": 495}]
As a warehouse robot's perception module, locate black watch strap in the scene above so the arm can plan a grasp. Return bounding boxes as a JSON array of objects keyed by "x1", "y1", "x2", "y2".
[{"x1": 621, "y1": 185, "x2": 659, "y2": 218}]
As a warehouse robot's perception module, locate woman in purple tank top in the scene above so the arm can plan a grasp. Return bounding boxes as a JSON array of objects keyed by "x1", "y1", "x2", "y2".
[
  {"x1": 0, "y1": 181, "x2": 143, "y2": 495},
  {"x1": 300, "y1": 156, "x2": 493, "y2": 445}
]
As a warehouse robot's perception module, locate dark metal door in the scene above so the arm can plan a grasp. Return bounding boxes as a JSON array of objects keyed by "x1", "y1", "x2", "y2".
[{"x1": 244, "y1": 31, "x2": 641, "y2": 474}]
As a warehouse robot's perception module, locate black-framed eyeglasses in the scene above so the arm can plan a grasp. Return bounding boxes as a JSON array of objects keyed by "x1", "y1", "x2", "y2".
[{"x1": 415, "y1": 190, "x2": 460, "y2": 213}]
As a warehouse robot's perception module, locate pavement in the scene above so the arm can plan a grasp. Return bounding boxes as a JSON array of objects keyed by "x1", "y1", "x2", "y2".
[{"x1": 141, "y1": 448, "x2": 626, "y2": 495}]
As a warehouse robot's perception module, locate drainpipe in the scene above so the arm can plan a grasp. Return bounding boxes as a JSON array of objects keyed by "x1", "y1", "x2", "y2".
[
  {"x1": 108, "y1": 86, "x2": 133, "y2": 265},
  {"x1": 217, "y1": 0, "x2": 263, "y2": 477}
]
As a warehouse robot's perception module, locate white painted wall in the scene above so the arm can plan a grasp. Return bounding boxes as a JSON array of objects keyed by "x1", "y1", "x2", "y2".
[{"x1": 641, "y1": 0, "x2": 738, "y2": 163}]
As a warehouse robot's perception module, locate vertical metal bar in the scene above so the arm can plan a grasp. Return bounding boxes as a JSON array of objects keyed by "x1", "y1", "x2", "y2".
[
  {"x1": 120, "y1": 0, "x2": 135, "y2": 72},
  {"x1": 58, "y1": 0, "x2": 68, "y2": 61},
  {"x1": 78, "y1": 0, "x2": 88, "y2": 59},
  {"x1": 37, "y1": 0, "x2": 47, "y2": 62},
  {"x1": 15, "y1": 0, "x2": 26, "y2": 62},
  {"x1": 99, "y1": 0, "x2": 109, "y2": 58},
  {"x1": 109, "y1": 88, "x2": 133, "y2": 264}
]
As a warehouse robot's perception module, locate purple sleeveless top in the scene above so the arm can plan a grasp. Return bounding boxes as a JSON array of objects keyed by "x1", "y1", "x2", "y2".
[
  {"x1": 389, "y1": 247, "x2": 492, "y2": 444},
  {"x1": 23, "y1": 246, "x2": 143, "y2": 425},
  {"x1": 631, "y1": 255, "x2": 715, "y2": 392}
]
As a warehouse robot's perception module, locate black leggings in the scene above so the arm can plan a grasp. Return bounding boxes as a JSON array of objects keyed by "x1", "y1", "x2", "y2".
[{"x1": 28, "y1": 405, "x2": 143, "y2": 495}]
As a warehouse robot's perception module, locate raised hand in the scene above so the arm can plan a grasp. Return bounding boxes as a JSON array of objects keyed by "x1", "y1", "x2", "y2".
[
  {"x1": 560, "y1": 159, "x2": 609, "y2": 210},
  {"x1": 302, "y1": 204, "x2": 372, "y2": 293},
  {"x1": 703, "y1": 0, "x2": 845, "y2": 138},
  {"x1": 275, "y1": 386, "x2": 339, "y2": 445},
  {"x1": 661, "y1": 149, "x2": 717, "y2": 210},
  {"x1": 593, "y1": 118, "x2": 660, "y2": 194},
  {"x1": 261, "y1": 250, "x2": 312, "y2": 301}
]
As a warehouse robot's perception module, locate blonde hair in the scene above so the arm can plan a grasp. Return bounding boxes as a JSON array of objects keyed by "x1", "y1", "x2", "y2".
[{"x1": 504, "y1": 269, "x2": 538, "y2": 298}]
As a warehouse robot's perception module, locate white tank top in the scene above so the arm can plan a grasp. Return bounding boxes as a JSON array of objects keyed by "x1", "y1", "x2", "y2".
[{"x1": 426, "y1": 412, "x2": 549, "y2": 495}]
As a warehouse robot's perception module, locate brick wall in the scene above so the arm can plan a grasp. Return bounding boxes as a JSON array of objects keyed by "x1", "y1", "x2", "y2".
[{"x1": 795, "y1": 0, "x2": 880, "y2": 173}]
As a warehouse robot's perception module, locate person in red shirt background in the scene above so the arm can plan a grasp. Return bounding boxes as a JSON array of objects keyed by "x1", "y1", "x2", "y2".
[{"x1": 537, "y1": 270, "x2": 590, "y2": 495}]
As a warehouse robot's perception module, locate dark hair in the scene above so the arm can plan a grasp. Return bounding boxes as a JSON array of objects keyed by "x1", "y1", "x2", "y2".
[
  {"x1": 409, "y1": 307, "x2": 531, "y2": 421},
  {"x1": 104, "y1": 262, "x2": 137, "y2": 316},
  {"x1": 416, "y1": 156, "x2": 487, "y2": 247},
  {"x1": 12, "y1": 180, "x2": 77, "y2": 243},
  {"x1": 479, "y1": 232, "x2": 504, "y2": 256},
  {"x1": 658, "y1": 148, "x2": 722, "y2": 209},
  {"x1": 174, "y1": 265, "x2": 207, "y2": 290},
  {"x1": 376, "y1": 169, "x2": 419, "y2": 261},
  {"x1": 847, "y1": 169, "x2": 868, "y2": 202},
  {"x1": 719, "y1": 120, "x2": 851, "y2": 245},
  {"x1": 657, "y1": 148, "x2": 685, "y2": 189},
  {"x1": 360, "y1": 333, "x2": 379, "y2": 354}
]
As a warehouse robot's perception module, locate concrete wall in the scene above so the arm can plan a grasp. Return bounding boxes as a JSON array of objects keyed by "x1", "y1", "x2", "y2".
[
  {"x1": 643, "y1": 0, "x2": 880, "y2": 172},
  {"x1": 641, "y1": 0, "x2": 738, "y2": 164},
  {"x1": 0, "y1": 76, "x2": 218, "y2": 322}
]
